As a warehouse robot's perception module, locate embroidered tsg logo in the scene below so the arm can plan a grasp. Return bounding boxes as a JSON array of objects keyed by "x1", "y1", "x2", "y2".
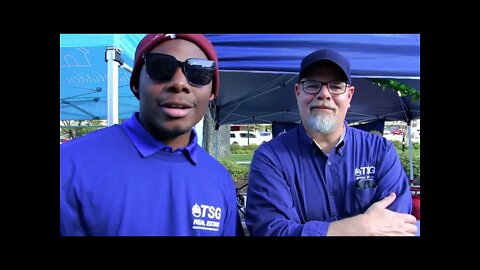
[
  {"x1": 191, "y1": 203, "x2": 222, "y2": 231},
  {"x1": 354, "y1": 166, "x2": 375, "y2": 180},
  {"x1": 354, "y1": 166, "x2": 377, "y2": 189}
]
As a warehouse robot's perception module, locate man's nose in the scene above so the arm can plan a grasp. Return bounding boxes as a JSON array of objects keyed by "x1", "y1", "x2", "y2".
[
  {"x1": 168, "y1": 67, "x2": 190, "y2": 93},
  {"x1": 315, "y1": 84, "x2": 332, "y2": 99}
]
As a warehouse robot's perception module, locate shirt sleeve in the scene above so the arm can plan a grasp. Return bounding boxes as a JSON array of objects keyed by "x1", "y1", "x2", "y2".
[
  {"x1": 375, "y1": 141, "x2": 412, "y2": 214},
  {"x1": 60, "y1": 153, "x2": 87, "y2": 236},
  {"x1": 245, "y1": 146, "x2": 330, "y2": 236}
]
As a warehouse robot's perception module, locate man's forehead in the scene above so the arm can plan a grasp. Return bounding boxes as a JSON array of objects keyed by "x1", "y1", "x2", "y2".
[
  {"x1": 150, "y1": 39, "x2": 208, "y2": 60},
  {"x1": 303, "y1": 62, "x2": 346, "y2": 78}
]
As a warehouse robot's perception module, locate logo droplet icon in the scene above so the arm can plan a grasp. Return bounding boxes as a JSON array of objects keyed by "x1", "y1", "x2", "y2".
[{"x1": 192, "y1": 203, "x2": 201, "y2": 218}]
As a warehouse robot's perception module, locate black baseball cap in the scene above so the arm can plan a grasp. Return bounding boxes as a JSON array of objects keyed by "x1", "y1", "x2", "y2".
[{"x1": 299, "y1": 49, "x2": 351, "y2": 84}]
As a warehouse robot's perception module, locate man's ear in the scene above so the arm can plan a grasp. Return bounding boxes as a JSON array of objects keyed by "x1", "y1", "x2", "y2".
[
  {"x1": 347, "y1": 85, "x2": 355, "y2": 108},
  {"x1": 209, "y1": 93, "x2": 215, "y2": 101},
  {"x1": 294, "y1": 83, "x2": 301, "y2": 97},
  {"x1": 132, "y1": 85, "x2": 139, "y2": 98},
  {"x1": 347, "y1": 85, "x2": 355, "y2": 101}
]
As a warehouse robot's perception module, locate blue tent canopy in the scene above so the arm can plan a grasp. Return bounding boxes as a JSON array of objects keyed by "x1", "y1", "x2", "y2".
[
  {"x1": 208, "y1": 34, "x2": 419, "y2": 78},
  {"x1": 60, "y1": 34, "x2": 144, "y2": 120},
  {"x1": 211, "y1": 71, "x2": 419, "y2": 125},
  {"x1": 60, "y1": 34, "x2": 420, "y2": 124}
]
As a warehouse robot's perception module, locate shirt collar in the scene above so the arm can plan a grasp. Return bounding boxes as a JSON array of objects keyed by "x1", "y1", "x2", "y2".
[
  {"x1": 121, "y1": 112, "x2": 198, "y2": 164},
  {"x1": 336, "y1": 121, "x2": 347, "y2": 147}
]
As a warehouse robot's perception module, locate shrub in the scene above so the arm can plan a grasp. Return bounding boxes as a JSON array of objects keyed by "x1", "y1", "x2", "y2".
[
  {"x1": 218, "y1": 159, "x2": 250, "y2": 182},
  {"x1": 391, "y1": 141, "x2": 420, "y2": 180},
  {"x1": 230, "y1": 144, "x2": 258, "y2": 154},
  {"x1": 392, "y1": 140, "x2": 403, "y2": 149},
  {"x1": 245, "y1": 144, "x2": 259, "y2": 152},
  {"x1": 230, "y1": 144, "x2": 242, "y2": 154},
  {"x1": 398, "y1": 151, "x2": 420, "y2": 180}
]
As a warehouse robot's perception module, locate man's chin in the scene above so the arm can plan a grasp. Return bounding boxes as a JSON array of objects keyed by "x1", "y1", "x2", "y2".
[
  {"x1": 155, "y1": 122, "x2": 190, "y2": 138},
  {"x1": 164, "y1": 127, "x2": 190, "y2": 138},
  {"x1": 309, "y1": 116, "x2": 337, "y2": 134}
]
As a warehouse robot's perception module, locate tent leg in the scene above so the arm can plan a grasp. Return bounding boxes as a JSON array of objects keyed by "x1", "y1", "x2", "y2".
[
  {"x1": 407, "y1": 121, "x2": 414, "y2": 180},
  {"x1": 106, "y1": 46, "x2": 121, "y2": 126}
]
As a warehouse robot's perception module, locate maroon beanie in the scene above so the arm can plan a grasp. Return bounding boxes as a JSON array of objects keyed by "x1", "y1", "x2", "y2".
[{"x1": 129, "y1": 34, "x2": 220, "y2": 98}]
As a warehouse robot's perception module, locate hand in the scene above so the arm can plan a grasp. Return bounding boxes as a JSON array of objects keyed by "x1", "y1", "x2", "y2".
[
  {"x1": 362, "y1": 192, "x2": 418, "y2": 236},
  {"x1": 327, "y1": 192, "x2": 417, "y2": 236}
]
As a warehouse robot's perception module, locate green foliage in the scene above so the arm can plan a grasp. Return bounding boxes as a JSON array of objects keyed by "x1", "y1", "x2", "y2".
[
  {"x1": 230, "y1": 144, "x2": 258, "y2": 154},
  {"x1": 229, "y1": 154, "x2": 253, "y2": 162},
  {"x1": 391, "y1": 140, "x2": 403, "y2": 149},
  {"x1": 245, "y1": 144, "x2": 259, "y2": 152},
  {"x1": 60, "y1": 120, "x2": 106, "y2": 139},
  {"x1": 230, "y1": 143, "x2": 242, "y2": 153},
  {"x1": 218, "y1": 159, "x2": 249, "y2": 182},
  {"x1": 370, "y1": 78, "x2": 420, "y2": 102},
  {"x1": 397, "y1": 151, "x2": 420, "y2": 180},
  {"x1": 392, "y1": 141, "x2": 420, "y2": 180},
  {"x1": 249, "y1": 124, "x2": 272, "y2": 132}
]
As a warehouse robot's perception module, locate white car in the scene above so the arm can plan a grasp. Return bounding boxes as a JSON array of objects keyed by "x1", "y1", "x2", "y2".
[
  {"x1": 258, "y1": 131, "x2": 273, "y2": 141},
  {"x1": 230, "y1": 131, "x2": 269, "y2": 146}
]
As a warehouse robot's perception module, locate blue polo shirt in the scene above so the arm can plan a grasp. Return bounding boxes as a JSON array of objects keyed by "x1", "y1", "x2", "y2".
[
  {"x1": 60, "y1": 113, "x2": 241, "y2": 236},
  {"x1": 245, "y1": 122, "x2": 412, "y2": 236}
]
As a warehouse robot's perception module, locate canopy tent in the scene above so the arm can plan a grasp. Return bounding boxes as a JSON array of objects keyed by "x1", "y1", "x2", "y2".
[
  {"x1": 206, "y1": 34, "x2": 420, "y2": 125},
  {"x1": 60, "y1": 34, "x2": 420, "y2": 125},
  {"x1": 207, "y1": 34, "x2": 419, "y2": 78},
  {"x1": 212, "y1": 72, "x2": 419, "y2": 125},
  {"x1": 60, "y1": 34, "x2": 143, "y2": 121}
]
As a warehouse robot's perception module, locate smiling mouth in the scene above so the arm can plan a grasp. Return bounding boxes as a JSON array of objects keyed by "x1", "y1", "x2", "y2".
[
  {"x1": 161, "y1": 103, "x2": 194, "y2": 118},
  {"x1": 164, "y1": 104, "x2": 190, "y2": 109}
]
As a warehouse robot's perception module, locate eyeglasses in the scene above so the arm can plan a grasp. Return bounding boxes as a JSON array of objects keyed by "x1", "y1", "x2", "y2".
[
  {"x1": 143, "y1": 52, "x2": 216, "y2": 86},
  {"x1": 300, "y1": 80, "x2": 349, "y2": 95}
]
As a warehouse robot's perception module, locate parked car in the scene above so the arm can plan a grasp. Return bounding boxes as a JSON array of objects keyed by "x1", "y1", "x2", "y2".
[
  {"x1": 230, "y1": 131, "x2": 269, "y2": 146},
  {"x1": 258, "y1": 131, "x2": 273, "y2": 141},
  {"x1": 391, "y1": 128, "x2": 403, "y2": 135}
]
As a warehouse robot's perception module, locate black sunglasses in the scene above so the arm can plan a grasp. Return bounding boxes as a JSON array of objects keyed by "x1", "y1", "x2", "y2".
[{"x1": 143, "y1": 52, "x2": 216, "y2": 86}]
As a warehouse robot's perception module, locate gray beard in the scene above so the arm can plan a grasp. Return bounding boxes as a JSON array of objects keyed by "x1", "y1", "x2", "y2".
[{"x1": 308, "y1": 112, "x2": 338, "y2": 135}]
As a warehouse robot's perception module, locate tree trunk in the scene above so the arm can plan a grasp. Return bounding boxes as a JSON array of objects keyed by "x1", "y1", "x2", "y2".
[{"x1": 202, "y1": 109, "x2": 230, "y2": 159}]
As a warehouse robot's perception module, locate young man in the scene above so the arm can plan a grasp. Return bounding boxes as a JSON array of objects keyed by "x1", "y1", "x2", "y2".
[
  {"x1": 60, "y1": 34, "x2": 242, "y2": 236},
  {"x1": 245, "y1": 49, "x2": 417, "y2": 236}
]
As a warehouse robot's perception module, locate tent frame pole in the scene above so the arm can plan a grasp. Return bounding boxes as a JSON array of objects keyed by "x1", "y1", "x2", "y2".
[{"x1": 105, "y1": 46, "x2": 123, "y2": 126}]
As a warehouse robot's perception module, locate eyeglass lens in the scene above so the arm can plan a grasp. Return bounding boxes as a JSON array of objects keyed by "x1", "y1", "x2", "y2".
[
  {"x1": 301, "y1": 80, "x2": 347, "y2": 95},
  {"x1": 144, "y1": 52, "x2": 216, "y2": 86}
]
